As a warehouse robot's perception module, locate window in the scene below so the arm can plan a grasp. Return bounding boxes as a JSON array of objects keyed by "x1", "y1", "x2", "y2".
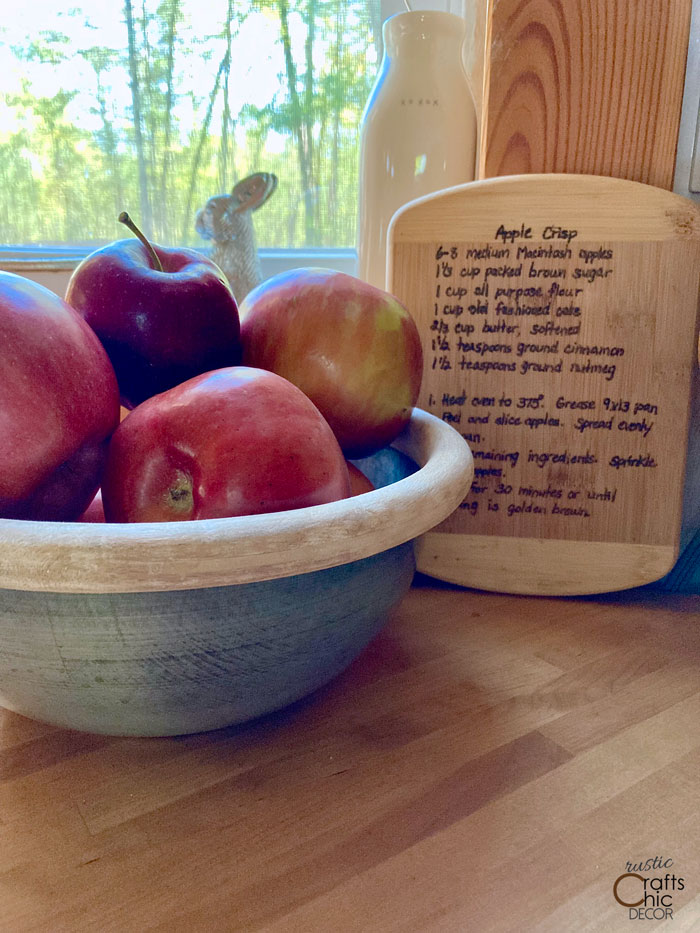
[{"x1": 0, "y1": 0, "x2": 385, "y2": 262}]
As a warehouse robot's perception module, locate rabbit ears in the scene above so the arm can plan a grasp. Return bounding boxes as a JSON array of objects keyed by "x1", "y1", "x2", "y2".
[{"x1": 230, "y1": 173, "x2": 278, "y2": 214}]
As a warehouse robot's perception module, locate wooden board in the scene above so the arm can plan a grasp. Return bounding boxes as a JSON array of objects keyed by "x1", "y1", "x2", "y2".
[
  {"x1": 388, "y1": 174, "x2": 700, "y2": 594},
  {"x1": 478, "y1": 0, "x2": 691, "y2": 189}
]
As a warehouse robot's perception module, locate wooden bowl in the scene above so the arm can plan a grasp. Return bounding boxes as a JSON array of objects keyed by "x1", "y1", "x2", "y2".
[{"x1": 0, "y1": 410, "x2": 472, "y2": 736}]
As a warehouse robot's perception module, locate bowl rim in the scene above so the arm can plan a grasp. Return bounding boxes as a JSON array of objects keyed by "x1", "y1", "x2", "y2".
[{"x1": 0, "y1": 409, "x2": 473, "y2": 594}]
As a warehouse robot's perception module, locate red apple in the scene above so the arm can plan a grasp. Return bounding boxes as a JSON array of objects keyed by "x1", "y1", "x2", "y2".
[
  {"x1": 239, "y1": 268, "x2": 423, "y2": 457},
  {"x1": 65, "y1": 214, "x2": 241, "y2": 408},
  {"x1": 347, "y1": 463, "x2": 375, "y2": 496},
  {"x1": 0, "y1": 273, "x2": 120, "y2": 521},
  {"x1": 101, "y1": 366, "x2": 351, "y2": 522}
]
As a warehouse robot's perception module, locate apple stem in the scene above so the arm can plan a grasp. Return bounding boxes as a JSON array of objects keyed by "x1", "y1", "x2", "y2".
[{"x1": 118, "y1": 212, "x2": 164, "y2": 273}]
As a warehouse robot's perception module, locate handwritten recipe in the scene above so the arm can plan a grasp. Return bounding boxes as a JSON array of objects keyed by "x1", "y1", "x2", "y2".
[{"x1": 413, "y1": 223, "x2": 683, "y2": 543}]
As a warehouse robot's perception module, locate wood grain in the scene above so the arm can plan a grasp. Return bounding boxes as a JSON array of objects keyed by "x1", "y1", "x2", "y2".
[
  {"x1": 388, "y1": 174, "x2": 700, "y2": 594},
  {"x1": 0, "y1": 581, "x2": 699, "y2": 930},
  {"x1": 479, "y1": 0, "x2": 692, "y2": 188},
  {"x1": 389, "y1": 173, "x2": 700, "y2": 245},
  {"x1": 416, "y1": 534, "x2": 679, "y2": 595}
]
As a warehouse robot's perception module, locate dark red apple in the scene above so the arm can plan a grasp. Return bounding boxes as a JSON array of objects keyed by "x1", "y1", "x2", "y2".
[
  {"x1": 101, "y1": 366, "x2": 351, "y2": 522},
  {"x1": 239, "y1": 268, "x2": 423, "y2": 457},
  {"x1": 0, "y1": 273, "x2": 120, "y2": 521},
  {"x1": 65, "y1": 214, "x2": 241, "y2": 408}
]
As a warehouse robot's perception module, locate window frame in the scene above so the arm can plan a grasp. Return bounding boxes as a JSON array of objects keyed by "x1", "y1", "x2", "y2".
[{"x1": 0, "y1": 247, "x2": 358, "y2": 294}]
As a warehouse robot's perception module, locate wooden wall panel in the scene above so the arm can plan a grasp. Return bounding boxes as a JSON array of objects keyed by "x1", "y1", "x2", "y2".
[{"x1": 479, "y1": 0, "x2": 692, "y2": 188}]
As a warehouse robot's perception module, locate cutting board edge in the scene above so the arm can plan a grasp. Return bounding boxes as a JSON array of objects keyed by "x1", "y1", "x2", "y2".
[
  {"x1": 387, "y1": 173, "x2": 700, "y2": 246},
  {"x1": 415, "y1": 532, "x2": 678, "y2": 596}
]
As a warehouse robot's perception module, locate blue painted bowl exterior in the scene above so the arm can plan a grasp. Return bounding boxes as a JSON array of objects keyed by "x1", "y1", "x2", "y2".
[
  {"x1": 0, "y1": 449, "x2": 419, "y2": 736},
  {"x1": 0, "y1": 542, "x2": 414, "y2": 736}
]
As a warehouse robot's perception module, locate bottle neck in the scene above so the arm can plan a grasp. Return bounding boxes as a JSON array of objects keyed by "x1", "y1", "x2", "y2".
[{"x1": 383, "y1": 11, "x2": 467, "y2": 59}]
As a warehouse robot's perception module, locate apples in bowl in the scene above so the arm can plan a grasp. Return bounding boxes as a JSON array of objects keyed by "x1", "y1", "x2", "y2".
[
  {"x1": 0, "y1": 234, "x2": 472, "y2": 736},
  {"x1": 0, "y1": 410, "x2": 472, "y2": 736}
]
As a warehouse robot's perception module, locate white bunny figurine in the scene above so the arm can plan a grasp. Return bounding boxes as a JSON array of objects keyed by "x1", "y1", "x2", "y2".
[{"x1": 195, "y1": 172, "x2": 278, "y2": 303}]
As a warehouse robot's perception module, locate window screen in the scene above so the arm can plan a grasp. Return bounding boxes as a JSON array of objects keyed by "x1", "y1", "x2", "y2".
[{"x1": 0, "y1": 0, "x2": 382, "y2": 250}]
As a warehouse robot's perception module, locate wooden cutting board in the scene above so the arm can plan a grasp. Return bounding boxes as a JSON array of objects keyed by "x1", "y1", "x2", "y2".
[{"x1": 388, "y1": 174, "x2": 700, "y2": 595}]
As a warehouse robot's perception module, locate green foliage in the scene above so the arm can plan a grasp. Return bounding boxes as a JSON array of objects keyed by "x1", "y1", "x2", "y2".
[{"x1": 0, "y1": 0, "x2": 380, "y2": 250}]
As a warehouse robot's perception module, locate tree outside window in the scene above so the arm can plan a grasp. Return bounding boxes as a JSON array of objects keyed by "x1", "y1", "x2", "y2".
[{"x1": 0, "y1": 0, "x2": 382, "y2": 251}]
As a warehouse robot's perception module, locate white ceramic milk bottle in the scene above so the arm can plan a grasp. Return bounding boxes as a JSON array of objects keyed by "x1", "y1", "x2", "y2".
[{"x1": 357, "y1": 10, "x2": 477, "y2": 290}]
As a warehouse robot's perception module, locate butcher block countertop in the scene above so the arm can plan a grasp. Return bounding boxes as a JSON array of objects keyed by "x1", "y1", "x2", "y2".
[{"x1": 1, "y1": 577, "x2": 700, "y2": 932}]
